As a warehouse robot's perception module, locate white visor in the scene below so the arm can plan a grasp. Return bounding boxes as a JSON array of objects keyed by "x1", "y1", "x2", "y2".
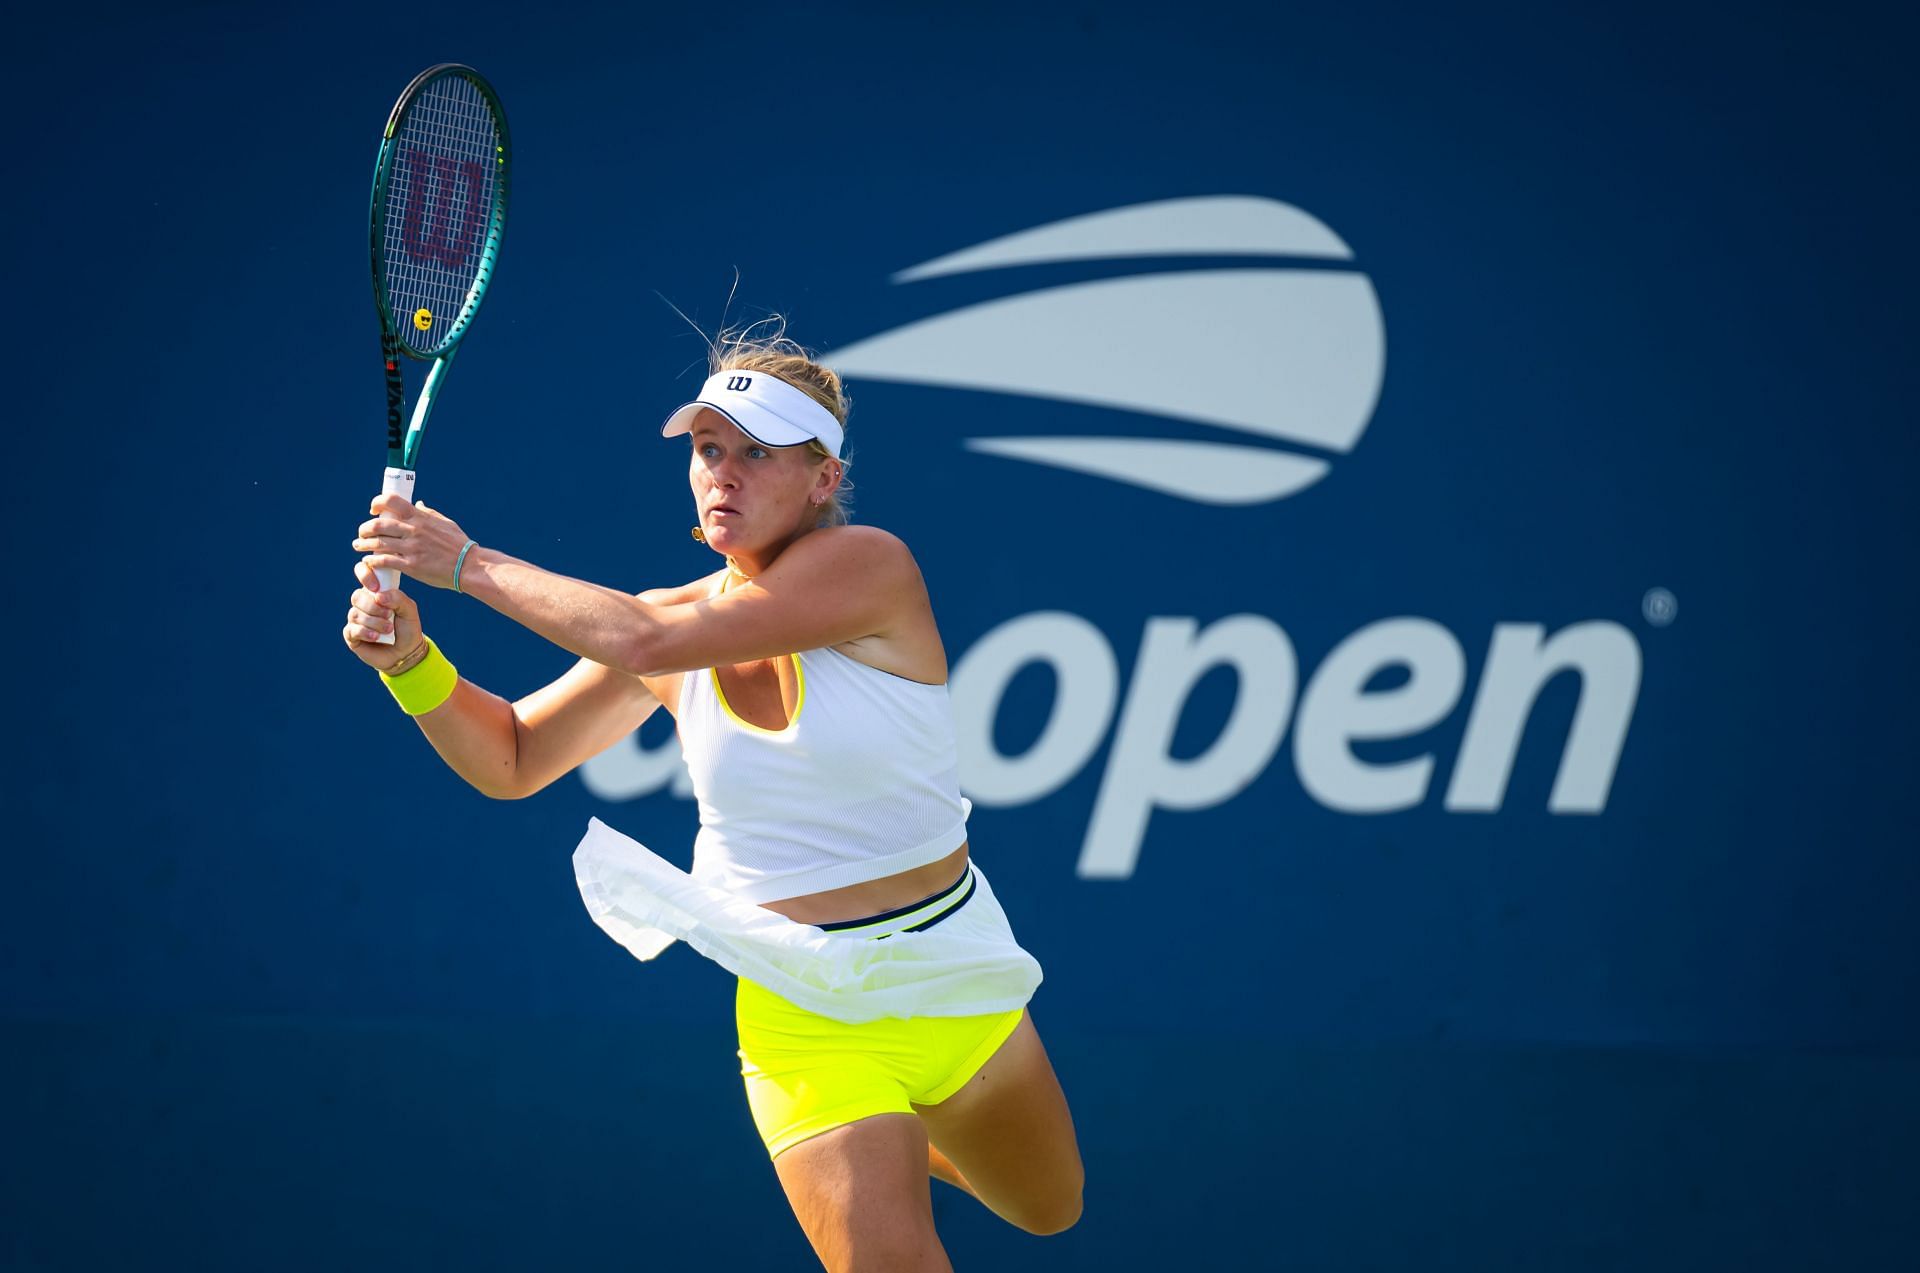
[{"x1": 662, "y1": 370, "x2": 844, "y2": 459}]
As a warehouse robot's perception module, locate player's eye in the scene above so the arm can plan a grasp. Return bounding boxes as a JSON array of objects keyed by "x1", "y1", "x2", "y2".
[
  {"x1": 699, "y1": 443, "x2": 720, "y2": 458},
  {"x1": 746, "y1": 446, "x2": 769, "y2": 460}
]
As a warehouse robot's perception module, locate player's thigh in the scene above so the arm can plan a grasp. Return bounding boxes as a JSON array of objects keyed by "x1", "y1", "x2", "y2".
[
  {"x1": 913, "y1": 1013, "x2": 1084, "y2": 1234},
  {"x1": 772, "y1": 1113, "x2": 953, "y2": 1273}
]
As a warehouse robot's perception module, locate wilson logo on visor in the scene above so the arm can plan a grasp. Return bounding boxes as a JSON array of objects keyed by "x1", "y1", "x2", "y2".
[
  {"x1": 820, "y1": 196, "x2": 1386, "y2": 505},
  {"x1": 726, "y1": 375, "x2": 753, "y2": 391}
]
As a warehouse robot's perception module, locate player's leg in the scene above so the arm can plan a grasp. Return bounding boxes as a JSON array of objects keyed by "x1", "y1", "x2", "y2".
[
  {"x1": 927, "y1": 1143, "x2": 974, "y2": 1196},
  {"x1": 913, "y1": 1013, "x2": 1083, "y2": 1235},
  {"x1": 773, "y1": 1113, "x2": 953, "y2": 1273}
]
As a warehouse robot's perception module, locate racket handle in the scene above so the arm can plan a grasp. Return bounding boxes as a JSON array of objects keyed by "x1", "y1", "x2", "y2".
[{"x1": 371, "y1": 466, "x2": 417, "y2": 645}]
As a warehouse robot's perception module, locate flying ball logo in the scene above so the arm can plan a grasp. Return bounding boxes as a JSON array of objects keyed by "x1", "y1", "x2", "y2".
[
  {"x1": 824, "y1": 194, "x2": 1384, "y2": 504},
  {"x1": 582, "y1": 196, "x2": 1642, "y2": 880}
]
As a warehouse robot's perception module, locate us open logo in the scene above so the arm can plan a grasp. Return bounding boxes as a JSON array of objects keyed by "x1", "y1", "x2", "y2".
[
  {"x1": 582, "y1": 197, "x2": 1643, "y2": 881},
  {"x1": 819, "y1": 195, "x2": 1386, "y2": 504}
]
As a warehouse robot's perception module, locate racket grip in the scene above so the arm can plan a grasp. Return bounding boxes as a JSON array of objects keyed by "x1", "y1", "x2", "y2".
[{"x1": 371, "y1": 467, "x2": 417, "y2": 645}]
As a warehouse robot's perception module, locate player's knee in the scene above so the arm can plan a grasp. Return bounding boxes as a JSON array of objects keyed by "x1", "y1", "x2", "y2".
[
  {"x1": 1015, "y1": 1196, "x2": 1082, "y2": 1236},
  {"x1": 1011, "y1": 1177, "x2": 1084, "y2": 1236}
]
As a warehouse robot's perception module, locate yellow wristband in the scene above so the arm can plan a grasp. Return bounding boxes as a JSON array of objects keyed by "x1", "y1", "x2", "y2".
[{"x1": 380, "y1": 637, "x2": 459, "y2": 716}]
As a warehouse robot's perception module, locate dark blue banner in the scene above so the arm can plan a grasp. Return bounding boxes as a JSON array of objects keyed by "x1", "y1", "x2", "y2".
[{"x1": 6, "y1": 2, "x2": 1915, "y2": 1268}]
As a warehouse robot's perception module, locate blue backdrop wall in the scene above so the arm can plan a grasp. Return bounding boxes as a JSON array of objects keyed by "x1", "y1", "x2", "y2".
[{"x1": 6, "y1": 1, "x2": 1916, "y2": 1268}]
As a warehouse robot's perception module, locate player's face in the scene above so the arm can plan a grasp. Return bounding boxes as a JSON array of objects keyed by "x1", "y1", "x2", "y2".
[{"x1": 688, "y1": 411, "x2": 827, "y2": 556}]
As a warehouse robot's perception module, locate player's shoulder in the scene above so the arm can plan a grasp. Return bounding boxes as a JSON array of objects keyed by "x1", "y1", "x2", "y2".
[{"x1": 786, "y1": 523, "x2": 916, "y2": 570}]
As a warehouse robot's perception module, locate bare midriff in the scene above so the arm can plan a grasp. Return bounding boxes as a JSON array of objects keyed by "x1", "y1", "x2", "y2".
[{"x1": 761, "y1": 842, "x2": 972, "y2": 927}]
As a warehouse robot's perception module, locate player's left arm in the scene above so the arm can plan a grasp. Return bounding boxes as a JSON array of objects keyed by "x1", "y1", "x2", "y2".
[{"x1": 357, "y1": 504, "x2": 921, "y2": 673}]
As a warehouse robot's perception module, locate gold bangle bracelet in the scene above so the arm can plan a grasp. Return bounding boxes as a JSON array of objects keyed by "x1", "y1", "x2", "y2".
[{"x1": 386, "y1": 637, "x2": 431, "y2": 677}]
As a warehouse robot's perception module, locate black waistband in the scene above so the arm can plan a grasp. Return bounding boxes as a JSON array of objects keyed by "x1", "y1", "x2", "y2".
[{"x1": 817, "y1": 865, "x2": 976, "y2": 935}]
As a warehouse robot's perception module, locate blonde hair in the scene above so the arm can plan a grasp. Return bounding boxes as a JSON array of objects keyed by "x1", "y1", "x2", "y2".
[{"x1": 709, "y1": 317, "x2": 854, "y2": 526}]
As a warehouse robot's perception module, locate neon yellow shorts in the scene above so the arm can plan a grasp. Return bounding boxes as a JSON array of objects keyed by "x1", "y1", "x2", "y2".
[{"x1": 736, "y1": 976, "x2": 1026, "y2": 1158}]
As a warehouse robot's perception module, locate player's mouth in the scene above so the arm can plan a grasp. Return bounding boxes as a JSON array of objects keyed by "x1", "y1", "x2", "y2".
[{"x1": 708, "y1": 503, "x2": 741, "y2": 519}]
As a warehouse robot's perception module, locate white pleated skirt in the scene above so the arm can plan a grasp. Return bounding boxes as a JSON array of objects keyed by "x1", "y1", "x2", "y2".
[{"x1": 571, "y1": 817, "x2": 1043, "y2": 1025}]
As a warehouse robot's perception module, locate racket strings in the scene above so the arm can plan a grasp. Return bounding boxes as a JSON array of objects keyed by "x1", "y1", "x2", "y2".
[{"x1": 383, "y1": 74, "x2": 502, "y2": 354}]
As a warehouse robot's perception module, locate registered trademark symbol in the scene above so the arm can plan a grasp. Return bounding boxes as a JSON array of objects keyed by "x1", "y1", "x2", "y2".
[{"x1": 1642, "y1": 587, "x2": 1678, "y2": 627}]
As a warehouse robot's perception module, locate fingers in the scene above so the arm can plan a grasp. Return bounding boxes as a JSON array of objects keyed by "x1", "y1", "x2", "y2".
[
  {"x1": 346, "y1": 587, "x2": 399, "y2": 633},
  {"x1": 344, "y1": 606, "x2": 393, "y2": 643},
  {"x1": 349, "y1": 561, "x2": 407, "y2": 633},
  {"x1": 344, "y1": 582, "x2": 398, "y2": 640},
  {"x1": 345, "y1": 519, "x2": 418, "y2": 656},
  {"x1": 354, "y1": 515, "x2": 409, "y2": 553},
  {"x1": 352, "y1": 558, "x2": 404, "y2": 599},
  {"x1": 352, "y1": 501, "x2": 465, "y2": 591}
]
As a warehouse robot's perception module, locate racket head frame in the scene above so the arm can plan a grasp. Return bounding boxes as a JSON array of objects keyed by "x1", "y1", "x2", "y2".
[{"x1": 369, "y1": 63, "x2": 511, "y2": 467}]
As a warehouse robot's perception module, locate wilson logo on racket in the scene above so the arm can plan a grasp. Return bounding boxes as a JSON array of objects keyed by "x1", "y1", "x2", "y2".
[
  {"x1": 822, "y1": 196, "x2": 1385, "y2": 506},
  {"x1": 398, "y1": 149, "x2": 490, "y2": 270}
]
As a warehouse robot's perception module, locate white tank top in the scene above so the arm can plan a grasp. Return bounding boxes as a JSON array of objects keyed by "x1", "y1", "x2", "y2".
[{"x1": 676, "y1": 645, "x2": 972, "y2": 903}]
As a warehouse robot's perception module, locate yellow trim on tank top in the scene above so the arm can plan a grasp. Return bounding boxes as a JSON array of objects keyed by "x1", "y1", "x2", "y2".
[{"x1": 710, "y1": 652, "x2": 807, "y2": 736}]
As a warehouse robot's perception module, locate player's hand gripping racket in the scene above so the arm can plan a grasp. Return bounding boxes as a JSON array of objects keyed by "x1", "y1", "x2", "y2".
[{"x1": 367, "y1": 64, "x2": 510, "y2": 641}]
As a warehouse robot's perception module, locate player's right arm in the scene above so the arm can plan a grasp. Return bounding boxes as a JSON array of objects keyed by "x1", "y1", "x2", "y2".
[
  {"x1": 423, "y1": 657, "x2": 659, "y2": 800},
  {"x1": 344, "y1": 561, "x2": 664, "y2": 799}
]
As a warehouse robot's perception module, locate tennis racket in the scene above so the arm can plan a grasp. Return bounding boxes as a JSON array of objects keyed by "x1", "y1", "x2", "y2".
[{"x1": 367, "y1": 63, "x2": 511, "y2": 641}]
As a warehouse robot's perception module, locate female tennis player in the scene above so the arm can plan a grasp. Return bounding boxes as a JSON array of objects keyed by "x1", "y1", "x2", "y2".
[{"x1": 342, "y1": 328, "x2": 1082, "y2": 1270}]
